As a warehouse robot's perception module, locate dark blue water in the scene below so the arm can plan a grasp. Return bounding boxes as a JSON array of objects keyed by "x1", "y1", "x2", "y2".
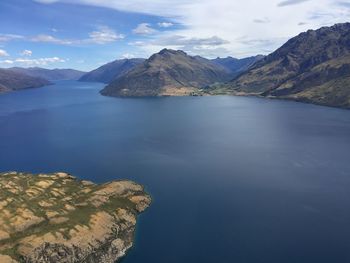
[{"x1": 1, "y1": 81, "x2": 350, "y2": 263}]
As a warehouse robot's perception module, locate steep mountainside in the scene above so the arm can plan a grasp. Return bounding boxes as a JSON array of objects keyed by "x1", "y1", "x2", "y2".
[
  {"x1": 101, "y1": 49, "x2": 231, "y2": 97},
  {"x1": 0, "y1": 172, "x2": 151, "y2": 263},
  {"x1": 80, "y1": 58, "x2": 145, "y2": 83},
  {"x1": 212, "y1": 55, "x2": 264, "y2": 77},
  {"x1": 10, "y1": 67, "x2": 85, "y2": 81},
  {"x1": 225, "y1": 23, "x2": 350, "y2": 108},
  {"x1": 0, "y1": 69, "x2": 50, "y2": 93}
]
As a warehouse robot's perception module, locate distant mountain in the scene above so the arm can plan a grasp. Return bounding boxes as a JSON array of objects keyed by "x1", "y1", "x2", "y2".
[
  {"x1": 212, "y1": 55, "x2": 264, "y2": 77},
  {"x1": 0, "y1": 68, "x2": 50, "y2": 93},
  {"x1": 79, "y1": 58, "x2": 145, "y2": 83},
  {"x1": 9, "y1": 67, "x2": 85, "y2": 81},
  {"x1": 101, "y1": 49, "x2": 231, "y2": 97},
  {"x1": 223, "y1": 23, "x2": 350, "y2": 108}
]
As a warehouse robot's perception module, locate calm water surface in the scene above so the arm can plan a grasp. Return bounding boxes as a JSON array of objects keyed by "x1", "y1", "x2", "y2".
[{"x1": 1, "y1": 81, "x2": 350, "y2": 263}]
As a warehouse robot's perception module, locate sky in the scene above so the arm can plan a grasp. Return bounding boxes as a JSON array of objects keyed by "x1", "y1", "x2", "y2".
[{"x1": 0, "y1": 0, "x2": 349, "y2": 71}]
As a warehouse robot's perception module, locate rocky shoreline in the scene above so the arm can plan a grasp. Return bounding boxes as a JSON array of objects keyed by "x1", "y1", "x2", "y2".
[{"x1": 0, "y1": 172, "x2": 151, "y2": 263}]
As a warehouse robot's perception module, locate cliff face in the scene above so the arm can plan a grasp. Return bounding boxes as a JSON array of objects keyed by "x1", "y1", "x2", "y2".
[
  {"x1": 101, "y1": 49, "x2": 231, "y2": 97},
  {"x1": 225, "y1": 23, "x2": 350, "y2": 108},
  {"x1": 0, "y1": 172, "x2": 151, "y2": 263},
  {"x1": 0, "y1": 69, "x2": 50, "y2": 93}
]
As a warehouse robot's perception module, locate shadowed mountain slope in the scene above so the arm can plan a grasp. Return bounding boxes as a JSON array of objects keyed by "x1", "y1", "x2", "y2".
[
  {"x1": 79, "y1": 58, "x2": 145, "y2": 83},
  {"x1": 10, "y1": 67, "x2": 85, "y2": 81},
  {"x1": 224, "y1": 23, "x2": 350, "y2": 108},
  {"x1": 212, "y1": 55, "x2": 264, "y2": 77},
  {"x1": 0, "y1": 69, "x2": 51, "y2": 93}
]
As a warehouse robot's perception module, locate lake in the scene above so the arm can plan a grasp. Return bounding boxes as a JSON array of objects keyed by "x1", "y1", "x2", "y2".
[{"x1": 1, "y1": 81, "x2": 350, "y2": 263}]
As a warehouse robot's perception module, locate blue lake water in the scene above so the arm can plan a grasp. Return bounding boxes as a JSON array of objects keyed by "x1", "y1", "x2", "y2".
[{"x1": 1, "y1": 81, "x2": 350, "y2": 263}]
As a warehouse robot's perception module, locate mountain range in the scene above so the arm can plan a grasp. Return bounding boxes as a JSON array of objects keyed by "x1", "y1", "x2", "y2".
[
  {"x1": 0, "y1": 68, "x2": 50, "y2": 93},
  {"x1": 9, "y1": 67, "x2": 86, "y2": 81},
  {"x1": 223, "y1": 22, "x2": 350, "y2": 108},
  {"x1": 82, "y1": 54, "x2": 263, "y2": 91},
  {"x1": 79, "y1": 58, "x2": 145, "y2": 83},
  {"x1": 1, "y1": 22, "x2": 349, "y2": 108},
  {"x1": 211, "y1": 55, "x2": 264, "y2": 77},
  {"x1": 100, "y1": 49, "x2": 231, "y2": 97}
]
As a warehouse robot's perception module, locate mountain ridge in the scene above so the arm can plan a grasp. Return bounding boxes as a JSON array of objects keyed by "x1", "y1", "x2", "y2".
[
  {"x1": 221, "y1": 22, "x2": 350, "y2": 108},
  {"x1": 101, "y1": 49, "x2": 231, "y2": 97},
  {"x1": 79, "y1": 58, "x2": 145, "y2": 83},
  {"x1": 211, "y1": 55, "x2": 265, "y2": 78},
  {"x1": 0, "y1": 68, "x2": 51, "y2": 93},
  {"x1": 9, "y1": 67, "x2": 86, "y2": 81}
]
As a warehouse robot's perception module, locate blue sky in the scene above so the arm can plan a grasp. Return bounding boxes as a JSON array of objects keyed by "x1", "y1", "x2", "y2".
[{"x1": 0, "y1": 0, "x2": 349, "y2": 71}]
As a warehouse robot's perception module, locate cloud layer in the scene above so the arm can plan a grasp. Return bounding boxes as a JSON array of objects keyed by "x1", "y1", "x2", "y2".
[
  {"x1": 88, "y1": 26, "x2": 124, "y2": 44},
  {"x1": 0, "y1": 57, "x2": 66, "y2": 66},
  {"x1": 277, "y1": 0, "x2": 311, "y2": 7},
  {"x1": 31, "y1": 0, "x2": 349, "y2": 58},
  {"x1": 133, "y1": 23, "x2": 157, "y2": 35},
  {"x1": 0, "y1": 0, "x2": 347, "y2": 72},
  {"x1": 0, "y1": 49, "x2": 9, "y2": 57},
  {"x1": 1, "y1": 26, "x2": 124, "y2": 46},
  {"x1": 20, "y1": 50, "x2": 33, "y2": 56}
]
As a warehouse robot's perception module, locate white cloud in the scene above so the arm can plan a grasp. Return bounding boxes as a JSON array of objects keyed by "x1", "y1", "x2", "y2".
[
  {"x1": 35, "y1": 0, "x2": 189, "y2": 17},
  {"x1": 0, "y1": 34, "x2": 23, "y2": 42},
  {"x1": 30, "y1": 26, "x2": 123, "y2": 45},
  {"x1": 152, "y1": 35, "x2": 229, "y2": 46},
  {"x1": 253, "y1": 18, "x2": 270, "y2": 24},
  {"x1": 88, "y1": 26, "x2": 124, "y2": 44},
  {"x1": 277, "y1": 0, "x2": 310, "y2": 7},
  {"x1": 0, "y1": 49, "x2": 9, "y2": 57},
  {"x1": 130, "y1": 35, "x2": 231, "y2": 57},
  {"x1": 31, "y1": 34, "x2": 74, "y2": 45},
  {"x1": 121, "y1": 53, "x2": 135, "y2": 59},
  {"x1": 0, "y1": 57, "x2": 66, "y2": 66},
  {"x1": 15, "y1": 57, "x2": 65, "y2": 66},
  {"x1": 20, "y1": 50, "x2": 33, "y2": 56},
  {"x1": 20, "y1": 0, "x2": 350, "y2": 57},
  {"x1": 158, "y1": 22, "x2": 174, "y2": 28},
  {"x1": 0, "y1": 60, "x2": 14, "y2": 64},
  {"x1": 133, "y1": 23, "x2": 157, "y2": 35}
]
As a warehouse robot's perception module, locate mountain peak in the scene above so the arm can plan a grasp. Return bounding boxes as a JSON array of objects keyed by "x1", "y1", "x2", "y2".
[
  {"x1": 101, "y1": 49, "x2": 231, "y2": 97},
  {"x1": 147, "y1": 49, "x2": 188, "y2": 63},
  {"x1": 158, "y1": 48, "x2": 187, "y2": 56}
]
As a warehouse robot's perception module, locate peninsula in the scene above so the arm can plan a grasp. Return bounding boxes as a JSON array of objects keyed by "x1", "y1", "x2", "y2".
[{"x1": 0, "y1": 172, "x2": 151, "y2": 263}]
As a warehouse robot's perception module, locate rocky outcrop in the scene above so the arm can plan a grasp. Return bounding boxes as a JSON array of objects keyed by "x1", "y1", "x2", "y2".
[{"x1": 0, "y1": 172, "x2": 151, "y2": 263}]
